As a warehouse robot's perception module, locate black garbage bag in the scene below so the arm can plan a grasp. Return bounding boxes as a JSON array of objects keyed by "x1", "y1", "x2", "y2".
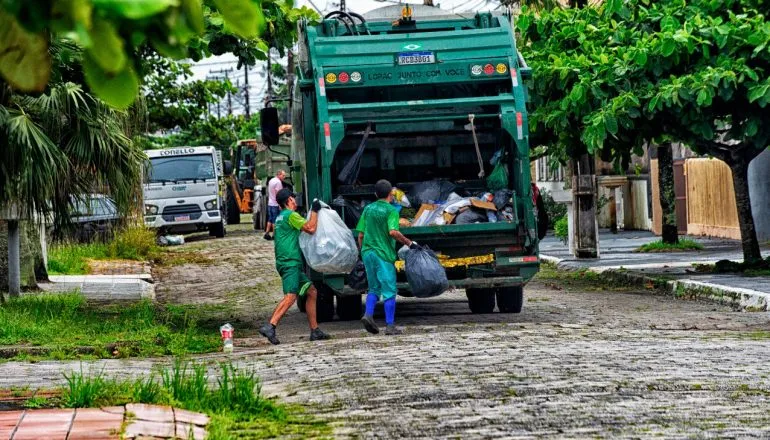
[
  {"x1": 405, "y1": 246, "x2": 449, "y2": 298},
  {"x1": 493, "y1": 189, "x2": 513, "y2": 211},
  {"x1": 331, "y1": 195, "x2": 364, "y2": 229},
  {"x1": 408, "y1": 180, "x2": 457, "y2": 207},
  {"x1": 455, "y1": 209, "x2": 488, "y2": 224},
  {"x1": 348, "y1": 259, "x2": 368, "y2": 291}
]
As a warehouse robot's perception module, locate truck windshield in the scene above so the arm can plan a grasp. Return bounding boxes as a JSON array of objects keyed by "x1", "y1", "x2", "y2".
[{"x1": 146, "y1": 154, "x2": 215, "y2": 183}]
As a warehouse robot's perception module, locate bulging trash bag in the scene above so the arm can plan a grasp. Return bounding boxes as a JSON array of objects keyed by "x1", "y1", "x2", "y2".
[
  {"x1": 405, "y1": 246, "x2": 449, "y2": 298},
  {"x1": 493, "y1": 189, "x2": 514, "y2": 210},
  {"x1": 455, "y1": 209, "x2": 488, "y2": 224},
  {"x1": 408, "y1": 180, "x2": 457, "y2": 207},
  {"x1": 299, "y1": 203, "x2": 358, "y2": 274},
  {"x1": 347, "y1": 259, "x2": 368, "y2": 290}
]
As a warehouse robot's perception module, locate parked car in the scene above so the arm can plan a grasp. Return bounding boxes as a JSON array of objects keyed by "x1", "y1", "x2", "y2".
[{"x1": 68, "y1": 194, "x2": 122, "y2": 242}]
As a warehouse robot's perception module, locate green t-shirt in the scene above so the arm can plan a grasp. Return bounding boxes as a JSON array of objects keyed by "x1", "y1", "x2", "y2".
[
  {"x1": 274, "y1": 209, "x2": 306, "y2": 269},
  {"x1": 356, "y1": 200, "x2": 400, "y2": 263}
]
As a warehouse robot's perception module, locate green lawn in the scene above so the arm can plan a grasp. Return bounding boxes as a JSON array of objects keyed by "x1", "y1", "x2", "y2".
[
  {"x1": 48, "y1": 227, "x2": 159, "y2": 275},
  {"x1": 0, "y1": 294, "x2": 222, "y2": 361}
]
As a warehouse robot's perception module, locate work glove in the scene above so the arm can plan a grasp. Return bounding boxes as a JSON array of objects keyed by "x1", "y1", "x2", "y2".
[
  {"x1": 311, "y1": 199, "x2": 322, "y2": 212},
  {"x1": 409, "y1": 241, "x2": 421, "y2": 250}
]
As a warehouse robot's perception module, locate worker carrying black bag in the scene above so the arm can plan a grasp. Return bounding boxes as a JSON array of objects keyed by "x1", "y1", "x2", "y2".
[{"x1": 404, "y1": 245, "x2": 449, "y2": 298}]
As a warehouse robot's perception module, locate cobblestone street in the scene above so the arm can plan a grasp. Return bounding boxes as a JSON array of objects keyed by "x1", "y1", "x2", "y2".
[{"x1": 3, "y1": 224, "x2": 770, "y2": 438}]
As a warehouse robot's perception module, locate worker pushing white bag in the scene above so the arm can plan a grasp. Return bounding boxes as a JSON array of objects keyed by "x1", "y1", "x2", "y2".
[{"x1": 299, "y1": 202, "x2": 358, "y2": 274}]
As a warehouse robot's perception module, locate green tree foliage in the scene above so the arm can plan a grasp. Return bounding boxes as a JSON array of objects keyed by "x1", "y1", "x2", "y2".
[
  {"x1": 197, "y1": 0, "x2": 317, "y2": 67},
  {"x1": 0, "y1": 43, "x2": 145, "y2": 227},
  {"x1": 520, "y1": 0, "x2": 770, "y2": 262},
  {"x1": 138, "y1": 115, "x2": 244, "y2": 156},
  {"x1": 0, "y1": 0, "x2": 317, "y2": 108},
  {"x1": 142, "y1": 55, "x2": 237, "y2": 132}
]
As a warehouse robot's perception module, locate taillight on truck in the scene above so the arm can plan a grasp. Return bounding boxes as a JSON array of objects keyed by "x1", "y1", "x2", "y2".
[{"x1": 471, "y1": 63, "x2": 509, "y2": 77}]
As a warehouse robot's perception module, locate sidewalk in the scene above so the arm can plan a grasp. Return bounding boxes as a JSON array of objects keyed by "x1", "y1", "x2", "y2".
[
  {"x1": 0, "y1": 404, "x2": 207, "y2": 440},
  {"x1": 540, "y1": 230, "x2": 770, "y2": 312}
]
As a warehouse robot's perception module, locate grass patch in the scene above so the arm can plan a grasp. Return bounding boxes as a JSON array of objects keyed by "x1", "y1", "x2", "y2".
[
  {"x1": 48, "y1": 226, "x2": 159, "y2": 274},
  {"x1": 58, "y1": 360, "x2": 330, "y2": 439},
  {"x1": 0, "y1": 293, "x2": 223, "y2": 361},
  {"x1": 635, "y1": 239, "x2": 704, "y2": 253}
]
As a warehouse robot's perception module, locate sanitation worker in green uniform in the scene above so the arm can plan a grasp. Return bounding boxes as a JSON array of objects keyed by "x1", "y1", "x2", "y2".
[
  {"x1": 259, "y1": 188, "x2": 330, "y2": 344},
  {"x1": 357, "y1": 179, "x2": 418, "y2": 335}
]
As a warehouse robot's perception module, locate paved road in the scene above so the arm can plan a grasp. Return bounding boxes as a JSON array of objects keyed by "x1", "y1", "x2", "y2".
[{"x1": 3, "y1": 223, "x2": 770, "y2": 438}]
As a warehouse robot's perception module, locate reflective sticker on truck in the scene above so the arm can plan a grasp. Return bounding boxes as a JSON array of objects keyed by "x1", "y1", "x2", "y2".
[
  {"x1": 318, "y1": 77, "x2": 326, "y2": 96},
  {"x1": 516, "y1": 112, "x2": 524, "y2": 140},
  {"x1": 324, "y1": 123, "x2": 331, "y2": 151}
]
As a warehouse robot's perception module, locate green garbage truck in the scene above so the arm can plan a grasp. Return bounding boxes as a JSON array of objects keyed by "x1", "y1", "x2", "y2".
[{"x1": 261, "y1": 5, "x2": 540, "y2": 322}]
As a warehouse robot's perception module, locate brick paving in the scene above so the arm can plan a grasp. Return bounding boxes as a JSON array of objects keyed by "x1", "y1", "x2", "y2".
[
  {"x1": 2, "y1": 225, "x2": 770, "y2": 438},
  {"x1": 0, "y1": 405, "x2": 208, "y2": 440}
]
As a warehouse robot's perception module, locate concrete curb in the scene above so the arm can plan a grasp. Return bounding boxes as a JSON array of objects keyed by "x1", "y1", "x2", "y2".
[
  {"x1": 541, "y1": 254, "x2": 770, "y2": 313},
  {"x1": 37, "y1": 273, "x2": 156, "y2": 302}
]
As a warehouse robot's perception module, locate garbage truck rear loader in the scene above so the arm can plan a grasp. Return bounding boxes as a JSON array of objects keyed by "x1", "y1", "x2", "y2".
[{"x1": 262, "y1": 6, "x2": 540, "y2": 321}]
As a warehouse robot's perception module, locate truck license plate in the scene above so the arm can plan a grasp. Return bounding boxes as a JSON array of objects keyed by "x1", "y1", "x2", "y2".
[
  {"x1": 174, "y1": 215, "x2": 190, "y2": 222},
  {"x1": 397, "y1": 51, "x2": 435, "y2": 65}
]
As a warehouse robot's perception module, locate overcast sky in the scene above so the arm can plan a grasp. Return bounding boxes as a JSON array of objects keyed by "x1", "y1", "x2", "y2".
[{"x1": 189, "y1": 0, "x2": 501, "y2": 116}]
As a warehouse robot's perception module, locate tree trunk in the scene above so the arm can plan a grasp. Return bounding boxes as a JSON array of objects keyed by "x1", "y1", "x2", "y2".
[
  {"x1": 657, "y1": 144, "x2": 678, "y2": 244},
  {"x1": 423, "y1": 0, "x2": 434, "y2": 5},
  {"x1": 7, "y1": 221, "x2": 20, "y2": 298},
  {"x1": 729, "y1": 158, "x2": 762, "y2": 263},
  {"x1": 0, "y1": 220, "x2": 44, "y2": 295}
]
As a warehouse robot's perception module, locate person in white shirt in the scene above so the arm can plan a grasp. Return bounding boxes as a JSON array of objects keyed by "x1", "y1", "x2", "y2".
[{"x1": 264, "y1": 170, "x2": 286, "y2": 240}]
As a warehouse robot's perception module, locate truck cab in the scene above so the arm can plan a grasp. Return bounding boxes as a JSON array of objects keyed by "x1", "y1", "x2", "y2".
[
  {"x1": 262, "y1": 5, "x2": 539, "y2": 320},
  {"x1": 143, "y1": 146, "x2": 228, "y2": 238}
]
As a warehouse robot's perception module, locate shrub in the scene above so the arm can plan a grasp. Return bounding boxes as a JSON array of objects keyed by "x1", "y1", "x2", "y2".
[
  {"x1": 107, "y1": 226, "x2": 158, "y2": 260},
  {"x1": 539, "y1": 189, "x2": 567, "y2": 229},
  {"x1": 554, "y1": 215, "x2": 568, "y2": 244}
]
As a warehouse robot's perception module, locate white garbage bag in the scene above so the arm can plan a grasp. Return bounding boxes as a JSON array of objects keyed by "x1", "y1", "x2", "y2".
[{"x1": 299, "y1": 203, "x2": 358, "y2": 274}]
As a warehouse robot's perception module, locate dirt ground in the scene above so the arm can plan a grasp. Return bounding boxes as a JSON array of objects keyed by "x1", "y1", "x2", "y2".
[{"x1": 4, "y1": 220, "x2": 768, "y2": 438}]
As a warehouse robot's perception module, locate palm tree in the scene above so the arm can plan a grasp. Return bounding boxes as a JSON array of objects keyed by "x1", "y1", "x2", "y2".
[{"x1": 0, "y1": 43, "x2": 146, "y2": 299}]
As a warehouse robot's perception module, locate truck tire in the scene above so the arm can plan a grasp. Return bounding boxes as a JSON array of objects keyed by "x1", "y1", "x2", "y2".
[
  {"x1": 297, "y1": 293, "x2": 307, "y2": 313},
  {"x1": 253, "y1": 208, "x2": 262, "y2": 231},
  {"x1": 466, "y1": 288, "x2": 496, "y2": 314},
  {"x1": 497, "y1": 286, "x2": 524, "y2": 313},
  {"x1": 336, "y1": 294, "x2": 363, "y2": 321},
  {"x1": 226, "y1": 186, "x2": 240, "y2": 225},
  {"x1": 209, "y1": 218, "x2": 226, "y2": 238},
  {"x1": 316, "y1": 285, "x2": 336, "y2": 323}
]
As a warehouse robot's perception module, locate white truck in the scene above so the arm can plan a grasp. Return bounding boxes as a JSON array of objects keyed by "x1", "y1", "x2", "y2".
[{"x1": 143, "y1": 146, "x2": 229, "y2": 237}]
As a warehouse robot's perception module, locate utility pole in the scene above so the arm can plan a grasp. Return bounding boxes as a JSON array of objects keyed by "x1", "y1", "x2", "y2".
[
  {"x1": 340, "y1": 0, "x2": 346, "y2": 11},
  {"x1": 287, "y1": 50, "x2": 295, "y2": 122},
  {"x1": 243, "y1": 65, "x2": 250, "y2": 119},
  {"x1": 210, "y1": 68, "x2": 234, "y2": 116},
  {"x1": 265, "y1": 54, "x2": 273, "y2": 106}
]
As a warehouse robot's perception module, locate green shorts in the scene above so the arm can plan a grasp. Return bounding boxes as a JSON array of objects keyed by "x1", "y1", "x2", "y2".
[
  {"x1": 277, "y1": 265, "x2": 313, "y2": 296},
  {"x1": 362, "y1": 250, "x2": 397, "y2": 300}
]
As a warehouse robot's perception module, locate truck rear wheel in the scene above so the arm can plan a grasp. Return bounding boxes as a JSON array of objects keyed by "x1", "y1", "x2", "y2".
[
  {"x1": 336, "y1": 294, "x2": 363, "y2": 321},
  {"x1": 226, "y1": 186, "x2": 240, "y2": 225},
  {"x1": 497, "y1": 286, "x2": 524, "y2": 313},
  {"x1": 315, "y1": 285, "x2": 335, "y2": 323},
  {"x1": 466, "y1": 288, "x2": 496, "y2": 314}
]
